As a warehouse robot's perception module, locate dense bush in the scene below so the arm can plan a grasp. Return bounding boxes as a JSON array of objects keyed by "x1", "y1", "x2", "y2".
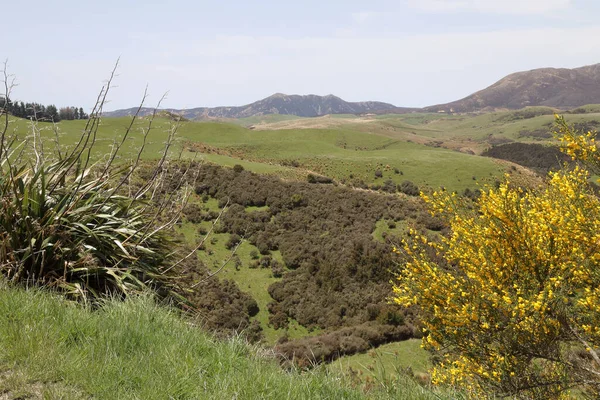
[
  {"x1": 275, "y1": 323, "x2": 413, "y2": 367},
  {"x1": 175, "y1": 252, "x2": 262, "y2": 341},
  {"x1": 307, "y1": 173, "x2": 333, "y2": 184},
  {"x1": 399, "y1": 180, "x2": 420, "y2": 196},
  {"x1": 170, "y1": 165, "x2": 430, "y2": 347},
  {"x1": 494, "y1": 107, "x2": 555, "y2": 122},
  {"x1": 482, "y1": 142, "x2": 570, "y2": 174}
]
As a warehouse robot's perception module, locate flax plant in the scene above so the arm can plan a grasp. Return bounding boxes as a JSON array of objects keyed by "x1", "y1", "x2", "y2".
[{"x1": 0, "y1": 62, "x2": 189, "y2": 302}]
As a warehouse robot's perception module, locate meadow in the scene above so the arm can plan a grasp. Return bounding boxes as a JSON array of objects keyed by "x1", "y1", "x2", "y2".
[
  {"x1": 8, "y1": 114, "x2": 505, "y2": 193},
  {"x1": 14, "y1": 104, "x2": 598, "y2": 194}
]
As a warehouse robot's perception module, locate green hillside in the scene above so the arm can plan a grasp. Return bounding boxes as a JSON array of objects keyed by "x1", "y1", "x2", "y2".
[
  {"x1": 8, "y1": 114, "x2": 510, "y2": 193},
  {"x1": 0, "y1": 284, "x2": 462, "y2": 399}
]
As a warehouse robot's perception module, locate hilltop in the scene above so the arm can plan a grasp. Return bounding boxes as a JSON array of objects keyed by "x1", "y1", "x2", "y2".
[
  {"x1": 104, "y1": 93, "x2": 400, "y2": 119},
  {"x1": 425, "y1": 63, "x2": 600, "y2": 113}
]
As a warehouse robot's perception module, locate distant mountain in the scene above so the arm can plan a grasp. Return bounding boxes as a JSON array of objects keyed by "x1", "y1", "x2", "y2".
[
  {"x1": 105, "y1": 64, "x2": 600, "y2": 118},
  {"x1": 104, "y1": 93, "x2": 398, "y2": 119},
  {"x1": 424, "y1": 63, "x2": 600, "y2": 113}
]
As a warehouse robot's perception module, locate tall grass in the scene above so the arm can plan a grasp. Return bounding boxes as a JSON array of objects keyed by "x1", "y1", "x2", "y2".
[{"x1": 0, "y1": 284, "x2": 461, "y2": 399}]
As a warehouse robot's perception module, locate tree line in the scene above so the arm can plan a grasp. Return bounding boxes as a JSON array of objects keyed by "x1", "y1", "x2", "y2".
[{"x1": 0, "y1": 96, "x2": 88, "y2": 122}]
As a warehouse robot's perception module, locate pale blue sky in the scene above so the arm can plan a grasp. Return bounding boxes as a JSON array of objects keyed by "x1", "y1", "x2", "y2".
[{"x1": 3, "y1": 0, "x2": 600, "y2": 110}]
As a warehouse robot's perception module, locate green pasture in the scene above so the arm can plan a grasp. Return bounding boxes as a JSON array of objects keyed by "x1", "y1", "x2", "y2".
[
  {"x1": 6, "y1": 113, "x2": 508, "y2": 192},
  {"x1": 331, "y1": 339, "x2": 431, "y2": 379},
  {"x1": 16, "y1": 104, "x2": 597, "y2": 194}
]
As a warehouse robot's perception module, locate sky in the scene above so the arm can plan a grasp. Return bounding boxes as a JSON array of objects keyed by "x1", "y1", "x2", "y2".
[{"x1": 3, "y1": 0, "x2": 600, "y2": 111}]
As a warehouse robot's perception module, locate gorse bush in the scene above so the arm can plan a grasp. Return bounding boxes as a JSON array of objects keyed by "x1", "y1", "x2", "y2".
[
  {"x1": 393, "y1": 116, "x2": 600, "y2": 399},
  {"x1": 0, "y1": 66, "x2": 185, "y2": 301}
]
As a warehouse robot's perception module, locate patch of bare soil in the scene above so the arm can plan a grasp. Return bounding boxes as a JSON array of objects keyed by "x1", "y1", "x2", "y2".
[{"x1": 252, "y1": 115, "x2": 378, "y2": 130}]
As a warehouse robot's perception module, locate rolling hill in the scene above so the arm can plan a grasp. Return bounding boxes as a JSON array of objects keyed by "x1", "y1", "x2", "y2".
[
  {"x1": 104, "y1": 93, "x2": 400, "y2": 119},
  {"x1": 425, "y1": 63, "x2": 600, "y2": 113}
]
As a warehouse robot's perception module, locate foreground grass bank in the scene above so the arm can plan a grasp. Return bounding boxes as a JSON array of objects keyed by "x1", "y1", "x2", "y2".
[{"x1": 0, "y1": 285, "x2": 460, "y2": 399}]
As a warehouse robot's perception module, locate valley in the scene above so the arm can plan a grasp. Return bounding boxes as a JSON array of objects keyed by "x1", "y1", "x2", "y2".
[
  {"x1": 6, "y1": 100, "x2": 599, "y2": 378},
  {"x1": 3, "y1": 60, "x2": 600, "y2": 399}
]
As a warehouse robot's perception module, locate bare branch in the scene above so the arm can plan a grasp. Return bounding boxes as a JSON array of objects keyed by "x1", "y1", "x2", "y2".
[
  {"x1": 191, "y1": 235, "x2": 245, "y2": 288},
  {"x1": 1, "y1": 59, "x2": 17, "y2": 161}
]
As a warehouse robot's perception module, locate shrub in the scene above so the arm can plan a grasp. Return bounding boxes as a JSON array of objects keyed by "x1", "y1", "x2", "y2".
[
  {"x1": 275, "y1": 323, "x2": 413, "y2": 367},
  {"x1": 382, "y1": 179, "x2": 397, "y2": 193},
  {"x1": 0, "y1": 161, "x2": 175, "y2": 300},
  {"x1": 0, "y1": 76, "x2": 181, "y2": 302},
  {"x1": 271, "y1": 260, "x2": 284, "y2": 278},
  {"x1": 307, "y1": 174, "x2": 333, "y2": 184},
  {"x1": 393, "y1": 116, "x2": 600, "y2": 399},
  {"x1": 259, "y1": 255, "x2": 272, "y2": 269},
  {"x1": 183, "y1": 203, "x2": 204, "y2": 223},
  {"x1": 399, "y1": 180, "x2": 419, "y2": 196},
  {"x1": 225, "y1": 233, "x2": 242, "y2": 250}
]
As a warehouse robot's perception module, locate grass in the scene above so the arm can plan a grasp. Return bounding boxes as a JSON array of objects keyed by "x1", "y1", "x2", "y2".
[
  {"x1": 372, "y1": 219, "x2": 409, "y2": 243},
  {"x1": 0, "y1": 283, "x2": 461, "y2": 399},
  {"x1": 331, "y1": 339, "x2": 431, "y2": 380},
  {"x1": 182, "y1": 121, "x2": 505, "y2": 192},
  {"x1": 7, "y1": 115, "x2": 506, "y2": 192},
  {"x1": 234, "y1": 114, "x2": 306, "y2": 126},
  {"x1": 9, "y1": 107, "x2": 598, "y2": 196}
]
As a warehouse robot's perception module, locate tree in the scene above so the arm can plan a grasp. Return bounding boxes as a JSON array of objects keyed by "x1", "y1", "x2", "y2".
[
  {"x1": 392, "y1": 116, "x2": 600, "y2": 399},
  {"x1": 46, "y1": 104, "x2": 59, "y2": 121},
  {"x1": 59, "y1": 106, "x2": 74, "y2": 120}
]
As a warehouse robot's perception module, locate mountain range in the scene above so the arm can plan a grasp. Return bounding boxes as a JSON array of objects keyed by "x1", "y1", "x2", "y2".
[
  {"x1": 103, "y1": 94, "x2": 403, "y2": 119},
  {"x1": 104, "y1": 63, "x2": 600, "y2": 119}
]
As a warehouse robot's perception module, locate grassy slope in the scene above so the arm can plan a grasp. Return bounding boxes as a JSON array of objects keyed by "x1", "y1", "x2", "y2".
[
  {"x1": 9, "y1": 115, "x2": 505, "y2": 193},
  {"x1": 179, "y1": 108, "x2": 599, "y2": 191},
  {"x1": 373, "y1": 108, "x2": 600, "y2": 148},
  {"x1": 187, "y1": 119, "x2": 503, "y2": 191},
  {"x1": 0, "y1": 284, "x2": 460, "y2": 400},
  {"x1": 331, "y1": 340, "x2": 431, "y2": 379},
  {"x1": 179, "y1": 119, "x2": 504, "y2": 192}
]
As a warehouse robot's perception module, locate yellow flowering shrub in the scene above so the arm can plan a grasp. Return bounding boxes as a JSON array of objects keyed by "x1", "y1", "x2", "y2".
[
  {"x1": 393, "y1": 117, "x2": 600, "y2": 399},
  {"x1": 555, "y1": 114, "x2": 599, "y2": 170}
]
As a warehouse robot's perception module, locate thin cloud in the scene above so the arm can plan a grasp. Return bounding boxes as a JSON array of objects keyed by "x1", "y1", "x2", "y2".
[
  {"x1": 130, "y1": 26, "x2": 600, "y2": 108},
  {"x1": 351, "y1": 11, "x2": 380, "y2": 24},
  {"x1": 407, "y1": 0, "x2": 572, "y2": 15}
]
